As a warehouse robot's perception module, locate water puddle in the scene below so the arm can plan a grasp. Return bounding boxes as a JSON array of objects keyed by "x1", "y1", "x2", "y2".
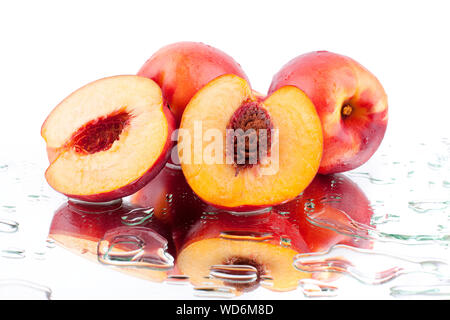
[
  {"x1": 97, "y1": 226, "x2": 174, "y2": 271},
  {"x1": 390, "y1": 283, "x2": 450, "y2": 297},
  {"x1": 0, "y1": 279, "x2": 52, "y2": 300},
  {"x1": 210, "y1": 264, "x2": 258, "y2": 283},
  {"x1": 2, "y1": 141, "x2": 449, "y2": 299},
  {"x1": 306, "y1": 207, "x2": 450, "y2": 245},
  {"x1": 120, "y1": 207, "x2": 155, "y2": 226},
  {"x1": 408, "y1": 200, "x2": 450, "y2": 214},
  {"x1": 1, "y1": 248, "x2": 26, "y2": 259},
  {"x1": 0, "y1": 218, "x2": 19, "y2": 233},
  {"x1": 347, "y1": 172, "x2": 396, "y2": 185},
  {"x1": 294, "y1": 244, "x2": 450, "y2": 285},
  {"x1": 298, "y1": 279, "x2": 339, "y2": 298},
  {"x1": 193, "y1": 286, "x2": 237, "y2": 298}
]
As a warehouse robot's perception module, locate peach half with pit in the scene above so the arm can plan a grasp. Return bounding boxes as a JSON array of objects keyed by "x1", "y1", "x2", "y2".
[
  {"x1": 178, "y1": 74, "x2": 323, "y2": 211},
  {"x1": 41, "y1": 75, "x2": 175, "y2": 202},
  {"x1": 131, "y1": 165, "x2": 313, "y2": 292}
]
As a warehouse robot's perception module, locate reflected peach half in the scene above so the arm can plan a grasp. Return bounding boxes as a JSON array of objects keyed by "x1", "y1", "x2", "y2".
[
  {"x1": 175, "y1": 210, "x2": 311, "y2": 292},
  {"x1": 49, "y1": 201, "x2": 174, "y2": 283},
  {"x1": 179, "y1": 74, "x2": 323, "y2": 211},
  {"x1": 42, "y1": 75, "x2": 175, "y2": 202}
]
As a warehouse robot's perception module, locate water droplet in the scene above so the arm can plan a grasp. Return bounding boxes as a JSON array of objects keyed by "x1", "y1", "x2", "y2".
[
  {"x1": 223, "y1": 206, "x2": 273, "y2": 216},
  {"x1": 200, "y1": 211, "x2": 219, "y2": 221},
  {"x1": 166, "y1": 193, "x2": 174, "y2": 204},
  {"x1": 193, "y1": 286, "x2": 236, "y2": 298},
  {"x1": 371, "y1": 213, "x2": 400, "y2": 225},
  {"x1": 280, "y1": 236, "x2": 291, "y2": 248},
  {"x1": 210, "y1": 264, "x2": 258, "y2": 283},
  {"x1": 304, "y1": 200, "x2": 316, "y2": 213},
  {"x1": 298, "y1": 279, "x2": 338, "y2": 298},
  {"x1": 1, "y1": 248, "x2": 25, "y2": 259},
  {"x1": 307, "y1": 208, "x2": 370, "y2": 239},
  {"x1": 1, "y1": 205, "x2": 16, "y2": 213},
  {"x1": 120, "y1": 207, "x2": 154, "y2": 226},
  {"x1": 320, "y1": 194, "x2": 342, "y2": 204},
  {"x1": 97, "y1": 226, "x2": 174, "y2": 271},
  {"x1": 219, "y1": 231, "x2": 273, "y2": 242},
  {"x1": 46, "y1": 238, "x2": 56, "y2": 249},
  {"x1": 390, "y1": 284, "x2": 450, "y2": 297},
  {"x1": 27, "y1": 194, "x2": 41, "y2": 202},
  {"x1": 347, "y1": 172, "x2": 395, "y2": 185},
  {"x1": 0, "y1": 279, "x2": 52, "y2": 300},
  {"x1": 428, "y1": 160, "x2": 443, "y2": 170},
  {"x1": 0, "y1": 218, "x2": 19, "y2": 233},
  {"x1": 277, "y1": 211, "x2": 290, "y2": 217},
  {"x1": 294, "y1": 244, "x2": 450, "y2": 285},
  {"x1": 408, "y1": 200, "x2": 450, "y2": 213},
  {"x1": 253, "y1": 276, "x2": 272, "y2": 289},
  {"x1": 33, "y1": 251, "x2": 47, "y2": 260},
  {"x1": 68, "y1": 198, "x2": 123, "y2": 214}
]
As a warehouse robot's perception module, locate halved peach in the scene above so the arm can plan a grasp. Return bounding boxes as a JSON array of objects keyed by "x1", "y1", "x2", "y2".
[
  {"x1": 131, "y1": 167, "x2": 312, "y2": 292},
  {"x1": 41, "y1": 75, "x2": 175, "y2": 202},
  {"x1": 178, "y1": 74, "x2": 323, "y2": 211}
]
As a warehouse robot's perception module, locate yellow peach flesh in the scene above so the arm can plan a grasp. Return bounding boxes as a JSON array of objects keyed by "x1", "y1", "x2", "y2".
[
  {"x1": 177, "y1": 238, "x2": 311, "y2": 291},
  {"x1": 179, "y1": 75, "x2": 323, "y2": 208},
  {"x1": 42, "y1": 76, "x2": 169, "y2": 197}
]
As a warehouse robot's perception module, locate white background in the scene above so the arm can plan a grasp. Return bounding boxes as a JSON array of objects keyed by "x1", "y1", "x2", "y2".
[
  {"x1": 0, "y1": 0, "x2": 449, "y2": 300},
  {"x1": 1, "y1": 0, "x2": 450, "y2": 155}
]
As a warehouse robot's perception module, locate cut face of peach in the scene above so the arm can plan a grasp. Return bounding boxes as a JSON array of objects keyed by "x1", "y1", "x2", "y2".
[
  {"x1": 42, "y1": 76, "x2": 174, "y2": 202},
  {"x1": 177, "y1": 238, "x2": 308, "y2": 292},
  {"x1": 178, "y1": 74, "x2": 323, "y2": 210}
]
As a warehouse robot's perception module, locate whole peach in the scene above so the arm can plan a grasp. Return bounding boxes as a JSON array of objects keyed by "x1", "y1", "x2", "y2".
[
  {"x1": 138, "y1": 42, "x2": 249, "y2": 125},
  {"x1": 269, "y1": 51, "x2": 388, "y2": 174}
]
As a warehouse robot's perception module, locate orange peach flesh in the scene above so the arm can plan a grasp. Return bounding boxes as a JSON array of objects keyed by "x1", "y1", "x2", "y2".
[
  {"x1": 176, "y1": 238, "x2": 311, "y2": 292},
  {"x1": 179, "y1": 74, "x2": 323, "y2": 209},
  {"x1": 42, "y1": 76, "x2": 169, "y2": 198}
]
